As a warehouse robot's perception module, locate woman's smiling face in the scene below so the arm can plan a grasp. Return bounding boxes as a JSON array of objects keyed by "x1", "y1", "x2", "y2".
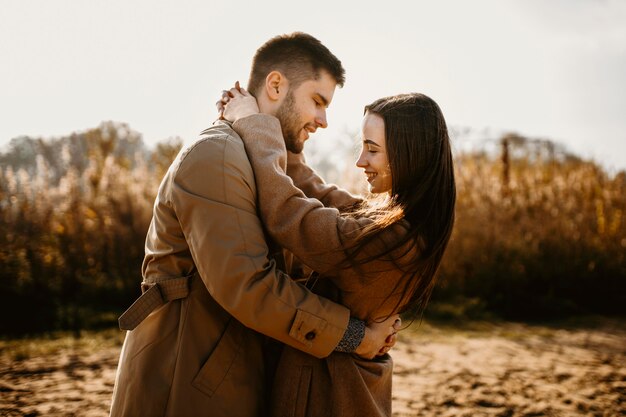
[{"x1": 356, "y1": 112, "x2": 392, "y2": 194}]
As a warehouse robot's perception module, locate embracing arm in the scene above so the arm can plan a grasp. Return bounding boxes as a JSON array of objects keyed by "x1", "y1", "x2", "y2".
[
  {"x1": 170, "y1": 137, "x2": 349, "y2": 358},
  {"x1": 232, "y1": 114, "x2": 396, "y2": 291},
  {"x1": 286, "y1": 151, "x2": 363, "y2": 212},
  {"x1": 169, "y1": 135, "x2": 393, "y2": 358}
]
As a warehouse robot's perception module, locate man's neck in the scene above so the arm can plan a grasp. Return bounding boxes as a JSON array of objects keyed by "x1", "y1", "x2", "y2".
[{"x1": 256, "y1": 94, "x2": 278, "y2": 117}]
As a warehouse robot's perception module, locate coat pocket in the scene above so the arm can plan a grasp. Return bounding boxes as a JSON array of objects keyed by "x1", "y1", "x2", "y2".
[{"x1": 191, "y1": 317, "x2": 243, "y2": 397}]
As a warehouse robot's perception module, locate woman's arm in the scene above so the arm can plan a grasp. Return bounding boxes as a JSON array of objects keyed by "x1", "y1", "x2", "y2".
[
  {"x1": 232, "y1": 114, "x2": 380, "y2": 281},
  {"x1": 233, "y1": 114, "x2": 413, "y2": 319},
  {"x1": 221, "y1": 89, "x2": 409, "y2": 308},
  {"x1": 286, "y1": 151, "x2": 363, "y2": 212}
]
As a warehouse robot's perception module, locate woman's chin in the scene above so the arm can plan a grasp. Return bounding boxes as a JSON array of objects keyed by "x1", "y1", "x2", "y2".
[
  {"x1": 366, "y1": 177, "x2": 392, "y2": 195},
  {"x1": 367, "y1": 184, "x2": 392, "y2": 196}
]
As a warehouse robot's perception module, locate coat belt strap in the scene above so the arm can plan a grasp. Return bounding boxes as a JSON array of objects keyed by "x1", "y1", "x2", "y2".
[{"x1": 118, "y1": 275, "x2": 192, "y2": 331}]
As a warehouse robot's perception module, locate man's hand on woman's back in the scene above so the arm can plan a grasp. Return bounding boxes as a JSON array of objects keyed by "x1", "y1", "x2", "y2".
[{"x1": 355, "y1": 315, "x2": 402, "y2": 359}]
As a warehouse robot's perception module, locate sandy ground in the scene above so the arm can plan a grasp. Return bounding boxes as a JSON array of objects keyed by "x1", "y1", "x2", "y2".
[{"x1": 1, "y1": 321, "x2": 624, "y2": 417}]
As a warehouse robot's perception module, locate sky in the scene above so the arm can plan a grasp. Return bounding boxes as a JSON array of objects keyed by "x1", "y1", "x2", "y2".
[{"x1": 1, "y1": 0, "x2": 625, "y2": 171}]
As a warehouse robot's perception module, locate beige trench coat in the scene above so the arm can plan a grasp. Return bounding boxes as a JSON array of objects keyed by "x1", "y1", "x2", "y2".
[
  {"x1": 233, "y1": 115, "x2": 418, "y2": 417},
  {"x1": 109, "y1": 121, "x2": 351, "y2": 417}
]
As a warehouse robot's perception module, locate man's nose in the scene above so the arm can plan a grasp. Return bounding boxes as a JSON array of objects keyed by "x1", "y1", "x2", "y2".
[{"x1": 315, "y1": 110, "x2": 328, "y2": 129}]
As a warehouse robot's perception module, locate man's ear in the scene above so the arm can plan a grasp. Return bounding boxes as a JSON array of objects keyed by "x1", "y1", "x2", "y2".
[{"x1": 265, "y1": 71, "x2": 288, "y2": 101}]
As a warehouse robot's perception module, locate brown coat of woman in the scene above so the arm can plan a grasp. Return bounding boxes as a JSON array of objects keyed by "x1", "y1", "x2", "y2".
[{"x1": 233, "y1": 114, "x2": 418, "y2": 417}]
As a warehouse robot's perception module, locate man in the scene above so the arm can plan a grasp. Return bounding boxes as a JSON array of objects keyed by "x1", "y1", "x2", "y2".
[{"x1": 110, "y1": 32, "x2": 398, "y2": 417}]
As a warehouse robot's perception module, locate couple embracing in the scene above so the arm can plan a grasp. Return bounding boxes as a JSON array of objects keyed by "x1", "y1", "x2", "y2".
[{"x1": 110, "y1": 32, "x2": 455, "y2": 417}]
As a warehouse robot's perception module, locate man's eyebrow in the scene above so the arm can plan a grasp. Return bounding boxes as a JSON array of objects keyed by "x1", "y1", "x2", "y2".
[
  {"x1": 315, "y1": 93, "x2": 330, "y2": 107},
  {"x1": 363, "y1": 139, "x2": 381, "y2": 147}
]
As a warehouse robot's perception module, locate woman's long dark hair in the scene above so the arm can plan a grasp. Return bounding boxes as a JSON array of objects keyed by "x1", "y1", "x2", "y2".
[{"x1": 341, "y1": 93, "x2": 456, "y2": 317}]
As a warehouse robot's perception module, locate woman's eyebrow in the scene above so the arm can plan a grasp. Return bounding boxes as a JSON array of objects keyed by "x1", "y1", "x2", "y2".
[{"x1": 363, "y1": 139, "x2": 381, "y2": 147}]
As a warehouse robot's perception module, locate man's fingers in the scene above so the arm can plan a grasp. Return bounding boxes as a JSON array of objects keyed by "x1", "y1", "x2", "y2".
[
  {"x1": 393, "y1": 318, "x2": 402, "y2": 331},
  {"x1": 377, "y1": 345, "x2": 391, "y2": 356},
  {"x1": 385, "y1": 332, "x2": 397, "y2": 346}
]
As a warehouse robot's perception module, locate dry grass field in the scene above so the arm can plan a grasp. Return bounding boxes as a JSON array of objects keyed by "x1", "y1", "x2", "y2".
[
  {"x1": 1, "y1": 125, "x2": 625, "y2": 416},
  {"x1": 1, "y1": 319, "x2": 624, "y2": 417},
  {"x1": 2, "y1": 127, "x2": 624, "y2": 335}
]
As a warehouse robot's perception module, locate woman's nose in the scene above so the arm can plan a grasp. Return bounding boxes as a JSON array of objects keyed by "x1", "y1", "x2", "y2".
[{"x1": 356, "y1": 151, "x2": 368, "y2": 168}]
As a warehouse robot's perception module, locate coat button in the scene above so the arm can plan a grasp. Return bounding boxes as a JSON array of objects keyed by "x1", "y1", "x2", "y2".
[{"x1": 305, "y1": 331, "x2": 316, "y2": 341}]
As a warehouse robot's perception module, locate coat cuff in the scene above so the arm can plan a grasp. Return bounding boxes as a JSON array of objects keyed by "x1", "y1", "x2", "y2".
[
  {"x1": 288, "y1": 308, "x2": 349, "y2": 358},
  {"x1": 334, "y1": 317, "x2": 366, "y2": 353}
]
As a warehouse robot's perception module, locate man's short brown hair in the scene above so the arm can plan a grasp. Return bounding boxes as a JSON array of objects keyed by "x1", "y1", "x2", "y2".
[{"x1": 247, "y1": 32, "x2": 345, "y2": 96}]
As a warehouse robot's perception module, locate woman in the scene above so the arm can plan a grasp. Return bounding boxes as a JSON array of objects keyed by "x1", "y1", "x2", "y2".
[{"x1": 221, "y1": 90, "x2": 456, "y2": 417}]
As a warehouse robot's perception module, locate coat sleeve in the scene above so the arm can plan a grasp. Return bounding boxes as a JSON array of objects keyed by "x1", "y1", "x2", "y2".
[
  {"x1": 232, "y1": 115, "x2": 399, "y2": 284},
  {"x1": 286, "y1": 150, "x2": 363, "y2": 211},
  {"x1": 169, "y1": 135, "x2": 349, "y2": 358}
]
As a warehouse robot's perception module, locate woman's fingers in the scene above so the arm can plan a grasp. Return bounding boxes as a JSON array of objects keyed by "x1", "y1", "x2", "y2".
[
  {"x1": 218, "y1": 90, "x2": 232, "y2": 114},
  {"x1": 234, "y1": 81, "x2": 252, "y2": 97},
  {"x1": 219, "y1": 82, "x2": 251, "y2": 111},
  {"x1": 215, "y1": 81, "x2": 251, "y2": 123},
  {"x1": 229, "y1": 81, "x2": 252, "y2": 98}
]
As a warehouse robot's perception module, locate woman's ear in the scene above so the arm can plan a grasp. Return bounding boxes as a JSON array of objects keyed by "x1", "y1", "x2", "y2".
[{"x1": 265, "y1": 71, "x2": 288, "y2": 101}]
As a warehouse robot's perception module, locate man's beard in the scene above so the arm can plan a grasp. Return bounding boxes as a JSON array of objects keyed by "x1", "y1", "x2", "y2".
[{"x1": 275, "y1": 91, "x2": 305, "y2": 153}]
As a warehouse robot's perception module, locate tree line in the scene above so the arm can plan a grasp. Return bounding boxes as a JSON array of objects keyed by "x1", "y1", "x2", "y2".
[{"x1": 0, "y1": 123, "x2": 624, "y2": 334}]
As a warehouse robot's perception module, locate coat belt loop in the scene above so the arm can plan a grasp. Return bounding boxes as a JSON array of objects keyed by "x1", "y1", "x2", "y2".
[{"x1": 118, "y1": 274, "x2": 193, "y2": 331}]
